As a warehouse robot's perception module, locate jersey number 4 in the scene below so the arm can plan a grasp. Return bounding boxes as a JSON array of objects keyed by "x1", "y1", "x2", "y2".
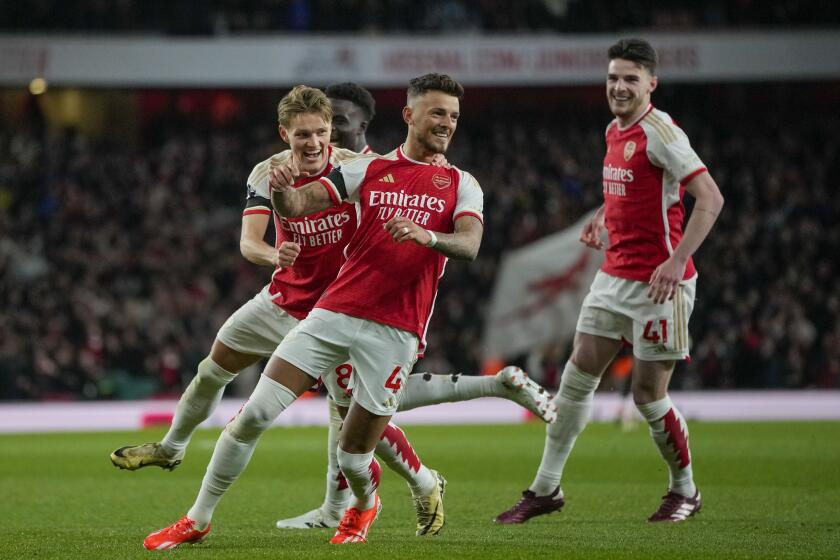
[
  {"x1": 643, "y1": 319, "x2": 669, "y2": 344},
  {"x1": 385, "y1": 366, "x2": 402, "y2": 394}
]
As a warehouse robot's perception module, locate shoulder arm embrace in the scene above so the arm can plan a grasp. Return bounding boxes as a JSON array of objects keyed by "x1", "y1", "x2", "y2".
[{"x1": 269, "y1": 165, "x2": 335, "y2": 217}]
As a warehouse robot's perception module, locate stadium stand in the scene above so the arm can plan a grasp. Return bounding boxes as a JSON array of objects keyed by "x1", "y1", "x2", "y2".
[
  {"x1": 2, "y1": 82, "x2": 838, "y2": 400},
  {"x1": 2, "y1": 0, "x2": 839, "y2": 34}
]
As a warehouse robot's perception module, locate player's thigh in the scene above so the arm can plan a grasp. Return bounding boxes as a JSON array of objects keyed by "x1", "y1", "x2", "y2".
[
  {"x1": 575, "y1": 271, "x2": 633, "y2": 374},
  {"x1": 272, "y1": 309, "x2": 352, "y2": 382},
  {"x1": 255, "y1": 355, "x2": 323, "y2": 396},
  {"x1": 216, "y1": 286, "x2": 300, "y2": 364},
  {"x1": 571, "y1": 330, "x2": 624, "y2": 376},
  {"x1": 347, "y1": 321, "x2": 419, "y2": 417},
  {"x1": 209, "y1": 339, "x2": 262, "y2": 373}
]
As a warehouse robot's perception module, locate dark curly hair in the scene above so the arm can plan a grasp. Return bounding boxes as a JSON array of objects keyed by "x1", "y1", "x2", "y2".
[{"x1": 324, "y1": 82, "x2": 376, "y2": 121}]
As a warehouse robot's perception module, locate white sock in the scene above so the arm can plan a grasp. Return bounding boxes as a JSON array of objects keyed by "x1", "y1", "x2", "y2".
[
  {"x1": 529, "y1": 362, "x2": 600, "y2": 496},
  {"x1": 398, "y1": 372, "x2": 498, "y2": 411},
  {"x1": 322, "y1": 399, "x2": 351, "y2": 517},
  {"x1": 336, "y1": 448, "x2": 380, "y2": 511},
  {"x1": 637, "y1": 396, "x2": 697, "y2": 497},
  {"x1": 160, "y1": 357, "x2": 237, "y2": 457},
  {"x1": 187, "y1": 375, "x2": 297, "y2": 528},
  {"x1": 376, "y1": 423, "x2": 436, "y2": 496}
]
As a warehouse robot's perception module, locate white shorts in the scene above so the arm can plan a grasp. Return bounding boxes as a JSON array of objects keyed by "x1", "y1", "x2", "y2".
[
  {"x1": 576, "y1": 270, "x2": 697, "y2": 361},
  {"x1": 274, "y1": 308, "x2": 419, "y2": 416},
  {"x1": 216, "y1": 286, "x2": 300, "y2": 357}
]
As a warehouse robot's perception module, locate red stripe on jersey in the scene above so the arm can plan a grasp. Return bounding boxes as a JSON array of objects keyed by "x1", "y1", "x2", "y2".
[
  {"x1": 243, "y1": 208, "x2": 272, "y2": 216},
  {"x1": 679, "y1": 167, "x2": 707, "y2": 186},
  {"x1": 318, "y1": 177, "x2": 341, "y2": 207},
  {"x1": 454, "y1": 211, "x2": 484, "y2": 225}
]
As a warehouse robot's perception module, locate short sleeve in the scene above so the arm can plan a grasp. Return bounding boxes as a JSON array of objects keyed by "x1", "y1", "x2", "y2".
[
  {"x1": 318, "y1": 155, "x2": 375, "y2": 206},
  {"x1": 243, "y1": 151, "x2": 291, "y2": 216},
  {"x1": 646, "y1": 122, "x2": 706, "y2": 184},
  {"x1": 454, "y1": 170, "x2": 484, "y2": 224}
]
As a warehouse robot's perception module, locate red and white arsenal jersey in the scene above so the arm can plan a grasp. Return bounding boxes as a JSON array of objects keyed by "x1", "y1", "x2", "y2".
[
  {"x1": 243, "y1": 145, "x2": 360, "y2": 320},
  {"x1": 601, "y1": 105, "x2": 707, "y2": 283},
  {"x1": 316, "y1": 145, "x2": 484, "y2": 341}
]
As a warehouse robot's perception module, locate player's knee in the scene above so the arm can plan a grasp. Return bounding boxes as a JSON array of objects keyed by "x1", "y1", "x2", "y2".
[
  {"x1": 196, "y1": 357, "x2": 237, "y2": 386},
  {"x1": 338, "y1": 417, "x2": 379, "y2": 453},
  {"x1": 632, "y1": 383, "x2": 661, "y2": 406},
  {"x1": 559, "y1": 363, "x2": 600, "y2": 402},
  {"x1": 337, "y1": 438, "x2": 369, "y2": 454},
  {"x1": 226, "y1": 403, "x2": 273, "y2": 442},
  {"x1": 209, "y1": 339, "x2": 256, "y2": 373},
  {"x1": 336, "y1": 446, "x2": 370, "y2": 473}
]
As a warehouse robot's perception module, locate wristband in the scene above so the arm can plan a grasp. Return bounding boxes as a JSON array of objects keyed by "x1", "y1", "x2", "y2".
[{"x1": 425, "y1": 230, "x2": 438, "y2": 248}]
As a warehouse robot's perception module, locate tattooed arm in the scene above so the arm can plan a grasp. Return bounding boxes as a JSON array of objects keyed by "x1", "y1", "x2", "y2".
[
  {"x1": 269, "y1": 164, "x2": 335, "y2": 217},
  {"x1": 385, "y1": 214, "x2": 483, "y2": 261}
]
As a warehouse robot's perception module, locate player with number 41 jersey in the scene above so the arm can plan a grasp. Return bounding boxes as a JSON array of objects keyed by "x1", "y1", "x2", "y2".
[{"x1": 495, "y1": 38, "x2": 724, "y2": 527}]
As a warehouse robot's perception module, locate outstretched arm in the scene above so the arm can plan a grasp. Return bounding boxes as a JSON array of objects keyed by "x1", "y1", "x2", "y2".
[{"x1": 648, "y1": 171, "x2": 724, "y2": 303}]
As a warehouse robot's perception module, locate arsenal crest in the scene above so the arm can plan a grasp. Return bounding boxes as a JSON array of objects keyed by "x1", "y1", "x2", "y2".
[
  {"x1": 623, "y1": 141, "x2": 636, "y2": 162},
  {"x1": 432, "y1": 174, "x2": 451, "y2": 189}
]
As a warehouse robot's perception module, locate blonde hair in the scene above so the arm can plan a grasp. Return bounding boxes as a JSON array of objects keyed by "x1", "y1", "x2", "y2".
[{"x1": 276, "y1": 85, "x2": 333, "y2": 128}]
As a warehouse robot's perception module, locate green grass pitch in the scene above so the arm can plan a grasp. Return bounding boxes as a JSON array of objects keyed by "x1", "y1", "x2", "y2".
[{"x1": 1, "y1": 421, "x2": 838, "y2": 559}]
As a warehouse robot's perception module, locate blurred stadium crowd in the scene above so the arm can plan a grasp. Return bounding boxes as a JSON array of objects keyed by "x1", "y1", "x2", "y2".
[
  {"x1": 2, "y1": 82, "x2": 838, "y2": 401},
  {"x1": 3, "y1": 0, "x2": 838, "y2": 34}
]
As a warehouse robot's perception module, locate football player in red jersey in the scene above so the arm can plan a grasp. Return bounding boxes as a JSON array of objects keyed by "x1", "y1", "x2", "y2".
[
  {"x1": 495, "y1": 38, "x2": 724, "y2": 525},
  {"x1": 273, "y1": 81, "x2": 555, "y2": 533},
  {"x1": 264, "y1": 73, "x2": 486, "y2": 543}
]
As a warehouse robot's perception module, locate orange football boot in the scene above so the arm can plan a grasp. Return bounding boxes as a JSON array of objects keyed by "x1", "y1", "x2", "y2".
[
  {"x1": 143, "y1": 516, "x2": 210, "y2": 550},
  {"x1": 329, "y1": 495, "x2": 382, "y2": 544}
]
